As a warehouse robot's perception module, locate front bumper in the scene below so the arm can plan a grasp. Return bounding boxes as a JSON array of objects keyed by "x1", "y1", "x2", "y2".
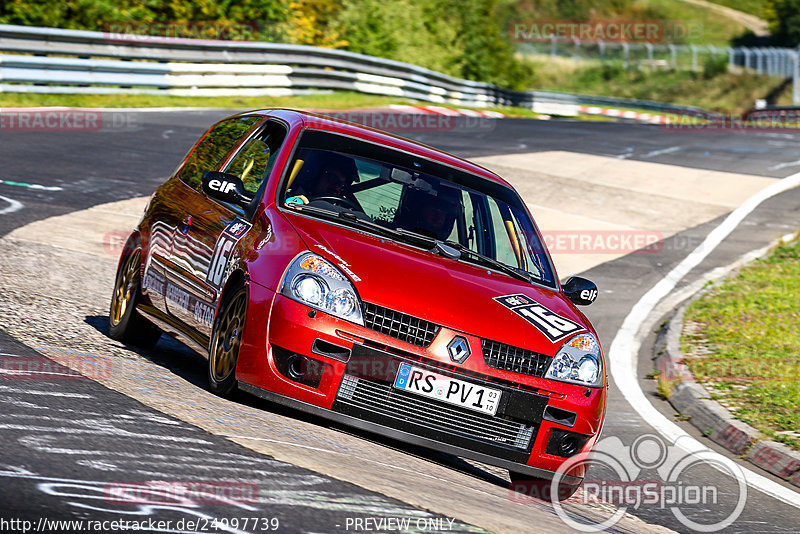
[{"x1": 236, "y1": 286, "x2": 605, "y2": 481}]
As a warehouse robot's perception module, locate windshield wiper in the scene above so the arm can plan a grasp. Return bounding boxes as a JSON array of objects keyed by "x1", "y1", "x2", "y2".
[{"x1": 441, "y1": 240, "x2": 535, "y2": 284}]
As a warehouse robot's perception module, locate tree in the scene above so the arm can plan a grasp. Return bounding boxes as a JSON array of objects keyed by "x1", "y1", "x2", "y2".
[{"x1": 766, "y1": 0, "x2": 800, "y2": 46}]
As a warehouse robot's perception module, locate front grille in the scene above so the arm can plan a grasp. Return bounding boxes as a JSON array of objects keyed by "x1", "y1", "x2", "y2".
[
  {"x1": 482, "y1": 339, "x2": 551, "y2": 378},
  {"x1": 335, "y1": 374, "x2": 536, "y2": 450},
  {"x1": 362, "y1": 302, "x2": 440, "y2": 347}
]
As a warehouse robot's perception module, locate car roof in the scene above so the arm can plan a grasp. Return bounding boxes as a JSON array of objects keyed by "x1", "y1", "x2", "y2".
[{"x1": 241, "y1": 108, "x2": 514, "y2": 190}]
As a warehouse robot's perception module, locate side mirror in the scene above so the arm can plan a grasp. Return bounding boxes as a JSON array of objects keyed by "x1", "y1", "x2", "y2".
[
  {"x1": 202, "y1": 171, "x2": 253, "y2": 206},
  {"x1": 562, "y1": 276, "x2": 598, "y2": 306}
]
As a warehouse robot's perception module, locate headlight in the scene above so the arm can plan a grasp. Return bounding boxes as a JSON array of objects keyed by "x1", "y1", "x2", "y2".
[
  {"x1": 280, "y1": 252, "x2": 364, "y2": 325},
  {"x1": 544, "y1": 333, "x2": 604, "y2": 387}
]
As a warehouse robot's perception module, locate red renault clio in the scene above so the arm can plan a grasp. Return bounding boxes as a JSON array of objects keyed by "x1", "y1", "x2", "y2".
[{"x1": 109, "y1": 109, "x2": 606, "y2": 495}]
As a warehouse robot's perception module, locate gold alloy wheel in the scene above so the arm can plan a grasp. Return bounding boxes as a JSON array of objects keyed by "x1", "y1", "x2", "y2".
[
  {"x1": 110, "y1": 249, "x2": 141, "y2": 327},
  {"x1": 211, "y1": 290, "x2": 247, "y2": 383}
]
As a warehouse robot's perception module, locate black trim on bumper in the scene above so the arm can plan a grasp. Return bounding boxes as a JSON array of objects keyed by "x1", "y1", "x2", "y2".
[{"x1": 238, "y1": 382, "x2": 581, "y2": 484}]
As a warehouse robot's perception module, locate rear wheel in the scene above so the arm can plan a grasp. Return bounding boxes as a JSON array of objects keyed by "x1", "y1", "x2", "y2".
[
  {"x1": 208, "y1": 285, "x2": 247, "y2": 397},
  {"x1": 508, "y1": 471, "x2": 581, "y2": 502},
  {"x1": 109, "y1": 246, "x2": 162, "y2": 348}
]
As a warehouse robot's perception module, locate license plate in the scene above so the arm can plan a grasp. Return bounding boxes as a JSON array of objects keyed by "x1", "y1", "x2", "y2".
[{"x1": 393, "y1": 363, "x2": 502, "y2": 416}]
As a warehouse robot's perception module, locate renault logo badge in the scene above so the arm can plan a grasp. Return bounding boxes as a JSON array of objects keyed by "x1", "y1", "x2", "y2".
[{"x1": 447, "y1": 336, "x2": 471, "y2": 364}]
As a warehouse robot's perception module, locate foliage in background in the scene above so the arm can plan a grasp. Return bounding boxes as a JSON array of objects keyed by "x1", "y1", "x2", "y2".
[
  {"x1": 0, "y1": 0, "x2": 533, "y2": 89},
  {"x1": 284, "y1": 0, "x2": 347, "y2": 48},
  {"x1": 765, "y1": 0, "x2": 800, "y2": 46},
  {"x1": 0, "y1": 0, "x2": 291, "y2": 40}
]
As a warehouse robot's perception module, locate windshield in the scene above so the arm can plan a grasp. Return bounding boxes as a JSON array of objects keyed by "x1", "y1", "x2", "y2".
[{"x1": 279, "y1": 129, "x2": 555, "y2": 287}]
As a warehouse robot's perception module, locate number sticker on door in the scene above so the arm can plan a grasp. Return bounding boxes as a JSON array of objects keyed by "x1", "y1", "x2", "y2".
[
  {"x1": 207, "y1": 218, "x2": 252, "y2": 287},
  {"x1": 494, "y1": 293, "x2": 585, "y2": 343}
]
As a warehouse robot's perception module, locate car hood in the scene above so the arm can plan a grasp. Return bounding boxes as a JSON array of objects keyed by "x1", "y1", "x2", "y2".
[{"x1": 286, "y1": 213, "x2": 591, "y2": 353}]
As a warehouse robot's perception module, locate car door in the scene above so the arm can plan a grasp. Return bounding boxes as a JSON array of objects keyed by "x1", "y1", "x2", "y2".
[
  {"x1": 142, "y1": 115, "x2": 261, "y2": 318},
  {"x1": 165, "y1": 119, "x2": 288, "y2": 340}
]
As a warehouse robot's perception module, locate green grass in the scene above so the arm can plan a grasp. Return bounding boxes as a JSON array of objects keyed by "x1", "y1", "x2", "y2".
[
  {"x1": 633, "y1": 0, "x2": 752, "y2": 45},
  {"x1": 682, "y1": 237, "x2": 800, "y2": 450},
  {"x1": 701, "y1": 0, "x2": 767, "y2": 18},
  {"x1": 0, "y1": 91, "x2": 542, "y2": 118},
  {"x1": 0, "y1": 91, "x2": 414, "y2": 110},
  {"x1": 504, "y1": 0, "x2": 753, "y2": 45},
  {"x1": 528, "y1": 57, "x2": 793, "y2": 112}
]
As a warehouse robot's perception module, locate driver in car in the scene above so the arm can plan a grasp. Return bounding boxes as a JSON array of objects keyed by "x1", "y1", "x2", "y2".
[
  {"x1": 286, "y1": 152, "x2": 360, "y2": 206},
  {"x1": 397, "y1": 186, "x2": 462, "y2": 241}
]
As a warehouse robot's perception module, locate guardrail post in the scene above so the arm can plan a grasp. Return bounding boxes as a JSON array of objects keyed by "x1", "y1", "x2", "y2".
[
  {"x1": 599, "y1": 40, "x2": 606, "y2": 62},
  {"x1": 728, "y1": 47, "x2": 735, "y2": 71},
  {"x1": 623, "y1": 42, "x2": 630, "y2": 69},
  {"x1": 646, "y1": 43, "x2": 653, "y2": 68},
  {"x1": 794, "y1": 50, "x2": 799, "y2": 105},
  {"x1": 764, "y1": 48, "x2": 770, "y2": 75},
  {"x1": 551, "y1": 35, "x2": 556, "y2": 58},
  {"x1": 668, "y1": 44, "x2": 677, "y2": 69},
  {"x1": 690, "y1": 45, "x2": 698, "y2": 71}
]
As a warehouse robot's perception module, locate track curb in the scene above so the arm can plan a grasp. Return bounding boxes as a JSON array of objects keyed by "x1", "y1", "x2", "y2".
[{"x1": 652, "y1": 266, "x2": 800, "y2": 489}]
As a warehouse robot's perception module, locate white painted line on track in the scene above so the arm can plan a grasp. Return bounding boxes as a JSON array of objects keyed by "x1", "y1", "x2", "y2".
[
  {"x1": 640, "y1": 146, "x2": 681, "y2": 159},
  {"x1": 0, "y1": 195, "x2": 23, "y2": 215},
  {"x1": 0, "y1": 386, "x2": 92, "y2": 398},
  {"x1": 768, "y1": 159, "x2": 800, "y2": 171},
  {"x1": 608, "y1": 170, "x2": 800, "y2": 508},
  {"x1": 0, "y1": 179, "x2": 63, "y2": 191}
]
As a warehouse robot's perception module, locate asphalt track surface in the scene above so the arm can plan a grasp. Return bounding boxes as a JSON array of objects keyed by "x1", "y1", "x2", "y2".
[{"x1": 1, "y1": 110, "x2": 799, "y2": 533}]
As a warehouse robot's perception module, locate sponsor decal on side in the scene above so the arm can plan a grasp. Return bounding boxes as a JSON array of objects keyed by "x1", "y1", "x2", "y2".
[
  {"x1": 165, "y1": 283, "x2": 215, "y2": 329},
  {"x1": 207, "y1": 218, "x2": 252, "y2": 287},
  {"x1": 494, "y1": 294, "x2": 584, "y2": 343}
]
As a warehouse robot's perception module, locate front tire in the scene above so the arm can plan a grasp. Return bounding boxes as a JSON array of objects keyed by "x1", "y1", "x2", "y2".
[
  {"x1": 208, "y1": 285, "x2": 247, "y2": 397},
  {"x1": 109, "y1": 246, "x2": 162, "y2": 348}
]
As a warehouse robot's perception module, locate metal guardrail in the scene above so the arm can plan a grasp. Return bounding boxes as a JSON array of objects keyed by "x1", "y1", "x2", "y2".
[
  {"x1": 0, "y1": 24, "x2": 532, "y2": 108},
  {"x1": 1, "y1": 24, "x2": 794, "y2": 110}
]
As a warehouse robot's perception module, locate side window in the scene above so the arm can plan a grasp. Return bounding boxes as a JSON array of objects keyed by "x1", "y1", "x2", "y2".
[
  {"x1": 462, "y1": 191, "x2": 481, "y2": 253},
  {"x1": 224, "y1": 121, "x2": 288, "y2": 195},
  {"x1": 487, "y1": 197, "x2": 519, "y2": 267},
  {"x1": 179, "y1": 116, "x2": 260, "y2": 190}
]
